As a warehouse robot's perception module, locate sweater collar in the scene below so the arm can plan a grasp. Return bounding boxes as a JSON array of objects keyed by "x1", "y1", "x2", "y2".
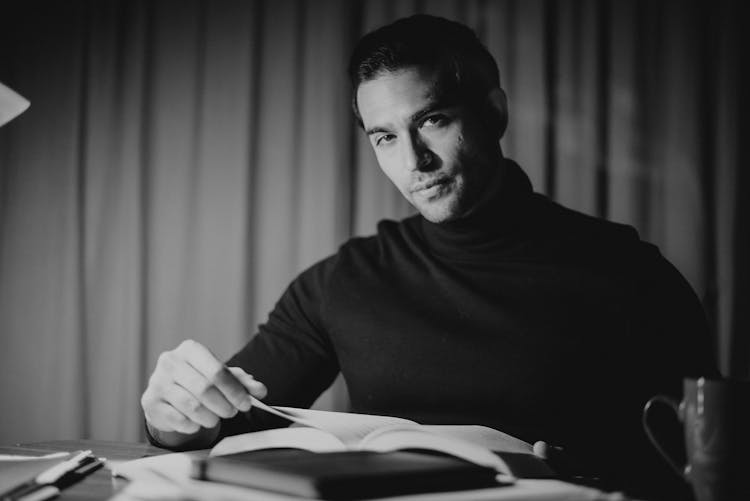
[{"x1": 419, "y1": 158, "x2": 534, "y2": 258}]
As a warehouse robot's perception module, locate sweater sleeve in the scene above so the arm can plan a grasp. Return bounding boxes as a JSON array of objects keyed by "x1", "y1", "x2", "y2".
[
  {"x1": 589, "y1": 244, "x2": 718, "y2": 499},
  {"x1": 217, "y1": 254, "x2": 341, "y2": 439}
]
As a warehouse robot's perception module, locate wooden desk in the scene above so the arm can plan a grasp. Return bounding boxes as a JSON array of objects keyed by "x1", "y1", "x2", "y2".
[{"x1": 1, "y1": 440, "x2": 168, "y2": 500}]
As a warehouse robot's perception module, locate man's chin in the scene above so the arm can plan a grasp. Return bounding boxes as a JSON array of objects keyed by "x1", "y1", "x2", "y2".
[{"x1": 414, "y1": 200, "x2": 465, "y2": 224}]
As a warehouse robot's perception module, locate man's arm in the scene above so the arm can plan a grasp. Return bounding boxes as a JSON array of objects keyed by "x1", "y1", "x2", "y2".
[
  {"x1": 598, "y1": 245, "x2": 718, "y2": 499},
  {"x1": 141, "y1": 253, "x2": 340, "y2": 449},
  {"x1": 217, "y1": 255, "x2": 341, "y2": 437}
]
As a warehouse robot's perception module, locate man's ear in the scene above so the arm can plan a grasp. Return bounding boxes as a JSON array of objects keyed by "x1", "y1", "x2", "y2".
[{"x1": 486, "y1": 87, "x2": 508, "y2": 139}]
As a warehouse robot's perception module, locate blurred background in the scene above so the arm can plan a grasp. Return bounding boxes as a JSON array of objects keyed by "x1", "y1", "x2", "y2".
[{"x1": 0, "y1": 0, "x2": 745, "y2": 444}]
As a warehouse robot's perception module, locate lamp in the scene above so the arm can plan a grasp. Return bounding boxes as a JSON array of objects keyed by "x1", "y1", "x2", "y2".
[{"x1": 0, "y1": 81, "x2": 30, "y2": 126}]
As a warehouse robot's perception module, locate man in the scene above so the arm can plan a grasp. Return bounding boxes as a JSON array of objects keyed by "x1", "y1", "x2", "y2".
[{"x1": 141, "y1": 15, "x2": 714, "y2": 498}]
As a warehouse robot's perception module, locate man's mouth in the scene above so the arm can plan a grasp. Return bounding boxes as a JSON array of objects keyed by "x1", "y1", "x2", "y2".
[{"x1": 411, "y1": 177, "x2": 450, "y2": 194}]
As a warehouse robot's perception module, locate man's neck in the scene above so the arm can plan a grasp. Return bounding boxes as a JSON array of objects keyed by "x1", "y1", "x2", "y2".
[{"x1": 456, "y1": 155, "x2": 506, "y2": 223}]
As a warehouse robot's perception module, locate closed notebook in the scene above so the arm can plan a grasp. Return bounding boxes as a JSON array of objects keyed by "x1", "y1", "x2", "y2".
[{"x1": 191, "y1": 449, "x2": 504, "y2": 500}]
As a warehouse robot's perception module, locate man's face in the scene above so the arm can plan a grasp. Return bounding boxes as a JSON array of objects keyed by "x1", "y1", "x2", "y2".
[{"x1": 356, "y1": 66, "x2": 501, "y2": 224}]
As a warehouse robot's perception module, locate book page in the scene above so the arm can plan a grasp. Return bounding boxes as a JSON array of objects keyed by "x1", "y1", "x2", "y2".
[
  {"x1": 420, "y1": 425, "x2": 533, "y2": 454},
  {"x1": 248, "y1": 398, "x2": 320, "y2": 428},
  {"x1": 247, "y1": 399, "x2": 528, "y2": 458},
  {"x1": 274, "y1": 407, "x2": 417, "y2": 446},
  {"x1": 356, "y1": 426, "x2": 512, "y2": 477},
  {"x1": 249, "y1": 397, "x2": 416, "y2": 447},
  {"x1": 210, "y1": 428, "x2": 347, "y2": 457}
]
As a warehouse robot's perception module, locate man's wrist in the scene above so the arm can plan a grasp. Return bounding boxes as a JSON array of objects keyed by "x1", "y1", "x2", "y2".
[{"x1": 145, "y1": 420, "x2": 220, "y2": 451}]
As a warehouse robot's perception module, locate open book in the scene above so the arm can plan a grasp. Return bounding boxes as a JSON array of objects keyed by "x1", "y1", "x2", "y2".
[{"x1": 207, "y1": 398, "x2": 555, "y2": 481}]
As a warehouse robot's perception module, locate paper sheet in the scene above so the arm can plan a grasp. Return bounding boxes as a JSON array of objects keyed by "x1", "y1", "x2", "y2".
[{"x1": 251, "y1": 397, "x2": 416, "y2": 445}]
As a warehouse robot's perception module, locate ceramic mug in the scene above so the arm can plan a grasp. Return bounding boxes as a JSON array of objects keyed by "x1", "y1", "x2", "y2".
[{"x1": 643, "y1": 377, "x2": 750, "y2": 501}]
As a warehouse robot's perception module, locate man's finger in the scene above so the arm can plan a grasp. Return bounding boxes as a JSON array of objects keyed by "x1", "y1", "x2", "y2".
[
  {"x1": 533, "y1": 441, "x2": 551, "y2": 459},
  {"x1": 532, "y1": 441, "x2": 591, "y2": 479},
  {"x1": 171, "y1": 360, "x2": 237, "y2": 418},
  {"x1": 177, "y1": 340, "x2": 252, "y2": 412},
  {"x1": 228, "y1": 367, "x2": 268, "y2": 399},
  {"x1": 164, "y1": 383, "x2": 220, "y2": 429},
  {"x1": 176, "y1": 339, "x2": 223, "y2": 376},
  {"x1": 210, "y1": 367, "x2": 254, "y2": 412},
  {"x1": 149, "y1": 401, "x2": 201, "y2": 435}
]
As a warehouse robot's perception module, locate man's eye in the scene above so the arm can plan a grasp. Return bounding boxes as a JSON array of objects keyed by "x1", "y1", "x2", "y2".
[
  {"x1": 421, "y1": 115, "x2": 448, "y2": 128},
  {"x1": 376, "y1": 134, "x2": 396, "y2": 146}
]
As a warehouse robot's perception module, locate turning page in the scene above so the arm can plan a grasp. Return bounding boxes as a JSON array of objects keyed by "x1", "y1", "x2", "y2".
[{"x1": 250, "y1": 397, "x2": 416, "y2": 445}]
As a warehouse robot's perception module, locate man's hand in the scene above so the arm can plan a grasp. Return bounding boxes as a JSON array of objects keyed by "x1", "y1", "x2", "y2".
[
  {"x1": 141, "y1": 339, "x2": 267, "y2": 447},
  {"x1": 533, "y1": 441, "x2": 587, "y2": 478},
  {"x1": 534, "y1": 441, "x2": 613, "y2": 491}
]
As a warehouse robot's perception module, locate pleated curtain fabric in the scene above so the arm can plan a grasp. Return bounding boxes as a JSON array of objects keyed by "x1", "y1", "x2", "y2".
[{"x1": 0, "y1": 0, "x2": 745, "y2": 444}]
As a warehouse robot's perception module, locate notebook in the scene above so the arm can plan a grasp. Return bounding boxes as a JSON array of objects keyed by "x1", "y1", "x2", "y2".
[{"x1": 192, "y1": 449, "x2": 505, "y2": 499}]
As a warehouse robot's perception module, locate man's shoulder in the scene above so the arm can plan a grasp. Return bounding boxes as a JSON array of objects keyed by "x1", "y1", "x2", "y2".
[
  {"x1": 292, "y1": 216, "x2": 422, "y2": 291},
  {"x1": 535, "y1": 195, "x2": 633, "y2": 237},
  {"x1": 531, "y1": 194, "x2": 661, "y2": 263}
]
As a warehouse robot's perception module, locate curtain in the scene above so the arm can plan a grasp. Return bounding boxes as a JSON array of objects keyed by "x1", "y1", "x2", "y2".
[{"x1": 0, "y1": 0, "x2": 745, "y2": 444}]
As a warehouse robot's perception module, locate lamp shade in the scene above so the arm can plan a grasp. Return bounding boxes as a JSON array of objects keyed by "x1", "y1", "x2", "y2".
[{"x1": 0, "y1": 82, "x2": 30, "y2": 126}]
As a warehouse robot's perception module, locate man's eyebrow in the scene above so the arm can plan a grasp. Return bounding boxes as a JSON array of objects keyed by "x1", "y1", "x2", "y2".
[
  {"x1": 365, "y1": 125, "x2": 390, "y2": 136},
  {"x1": 409, "y1": 101, "x2": 454, "y2": 124},
  {"x1": 365, "y1": 100, "x2": 457, "y2": 136}
]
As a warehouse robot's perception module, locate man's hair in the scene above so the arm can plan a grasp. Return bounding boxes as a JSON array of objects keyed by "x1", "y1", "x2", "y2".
[{"x1": 348, "y1": 14, "x2": 501, "y2": 126}]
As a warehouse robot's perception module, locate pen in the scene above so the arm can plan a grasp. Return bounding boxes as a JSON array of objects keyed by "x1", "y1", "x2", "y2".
[
  {"x1": 1, "y1": 451, "x2": 96, "y2": 501},
  {"x1": 73, "y1": 459, "x2": 103, "y2": 476},
  {"x1": 36, "y1": 450, "x2": 93, "y2": 484},
  {"x1": 54, "y1": 458, "x2": 104, "y2": 490},
  {"x1": 2, "y1": 479, "x2": 38, "y2": 500},
  {"x1": 15, "y1": 486, "x2": 59, "y2": 501}
]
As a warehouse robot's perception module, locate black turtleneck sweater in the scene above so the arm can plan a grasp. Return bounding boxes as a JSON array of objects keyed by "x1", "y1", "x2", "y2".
[{"x1": 223, "y1": 160, "x2": 715, "y2": 498}]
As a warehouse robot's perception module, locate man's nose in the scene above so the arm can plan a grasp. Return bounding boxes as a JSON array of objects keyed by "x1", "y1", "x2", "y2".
[{"x1": 402, "y1": 133, "x2": 432, "y2": 172}]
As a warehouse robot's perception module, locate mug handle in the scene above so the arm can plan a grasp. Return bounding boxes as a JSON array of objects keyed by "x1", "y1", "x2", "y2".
[{"x1": 642, "y1": 395, "x2": 685, "y2": 479}]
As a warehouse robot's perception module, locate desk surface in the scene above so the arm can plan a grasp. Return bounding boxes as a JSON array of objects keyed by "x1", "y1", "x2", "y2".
[
  {"x1": 1, "y1": 440, "x2": 168, "y2": 500},
  {"x1": 2, "y1": 440, "x2": 634, "y2": 501}
]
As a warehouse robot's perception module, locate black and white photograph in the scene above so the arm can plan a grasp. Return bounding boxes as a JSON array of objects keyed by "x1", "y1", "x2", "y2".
[{"x1": 0, "y1": 1, "x2": 746, "y2": 500}]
